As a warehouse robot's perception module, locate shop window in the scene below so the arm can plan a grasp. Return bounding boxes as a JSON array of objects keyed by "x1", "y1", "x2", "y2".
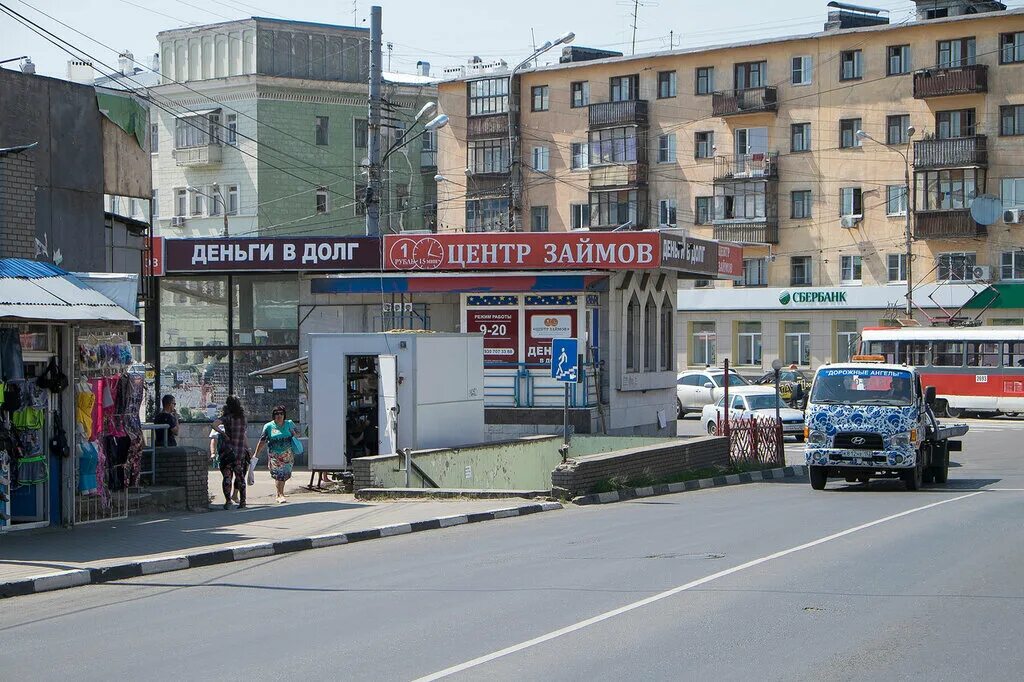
[
  {"x1": 232, "y1": 275, "x2": 299, "y2": 346},
  {"x1": 232, "y1": 348, "x2": 300, "y2": 422},
  {"x1": 659, "y1": 301, "x2": 673, "y2": 372},
  {"x1": 159, "y1": 277, "x2": 229, "y2": 347},
  {"x1": 159, "y1": 350, "x2": 230, "y2": 422},
  {"x1": 737, "y1": 321, "x2": 762, "y2": 366},
  {"x1": 644, "y1": 299, "x2": 657, "y2": 371},
  {"x1": 836, "y1": 320, "x2": 858, "y2": 363},
  {"x1": 691, "y1": 321, "x2": 717, "y2": 366},
  {"x1": 783, "y1": 321, "x2": 810, "y2": 366}
]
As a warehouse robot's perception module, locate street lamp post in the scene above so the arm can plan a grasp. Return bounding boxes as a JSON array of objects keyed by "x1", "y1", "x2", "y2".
[
  {"x1": 856, "y1": 127, "x2": 916, "y2": 318},
  {"x1": 373, "y1": 110, "x2": 449, "y2": 233},
  {"x1": 186, "y1": 185, "x2": 229, "y2": 237}
]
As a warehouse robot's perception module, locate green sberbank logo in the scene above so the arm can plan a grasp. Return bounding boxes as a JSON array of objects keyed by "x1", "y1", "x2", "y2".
[
  {"x1": 779, "y1": 289, "x2": 848, "y2": 306},
  {"x1": 778, "y1": 291, "x2": 792, "y2": 305}
]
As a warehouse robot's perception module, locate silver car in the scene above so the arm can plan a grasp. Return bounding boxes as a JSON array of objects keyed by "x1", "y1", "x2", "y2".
[{"x1": 676, "y1": 369, "x2": 750, "y2": 418}]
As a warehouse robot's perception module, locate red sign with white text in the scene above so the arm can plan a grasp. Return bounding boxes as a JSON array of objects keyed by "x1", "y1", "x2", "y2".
[
  {"x1": 466, "y1": 309, "x2": 520, "y2": 364},
  {"x1": 524, "y1": 308, "x2": 578, "y2": 367},
  {"x1": 717, "y1": 242, "x2": 743, "y2": 279},
  {"x1": 148, "y1": 236, "x2": 165, "y2": 277}
]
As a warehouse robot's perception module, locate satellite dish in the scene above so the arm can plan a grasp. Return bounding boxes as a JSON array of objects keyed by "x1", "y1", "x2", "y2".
[{"x1": 970, "y1": 194, "x2": 1001, "y2": 225}]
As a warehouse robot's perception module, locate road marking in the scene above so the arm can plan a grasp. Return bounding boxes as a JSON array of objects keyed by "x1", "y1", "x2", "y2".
[{"x1": 413, "y1": 490, "x2": 984, "y2": 681}]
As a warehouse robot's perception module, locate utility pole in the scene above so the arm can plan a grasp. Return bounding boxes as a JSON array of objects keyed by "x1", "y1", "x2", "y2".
[
  {"x1": 904, "y1": 157, "x2": 913, "y2": 318},
  {"x1": 366, "y1": 5, "x2": 382, "y2": 236}
]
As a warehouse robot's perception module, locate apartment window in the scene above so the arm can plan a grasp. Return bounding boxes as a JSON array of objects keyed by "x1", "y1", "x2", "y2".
[
  {"x1": 610, "y1": 74, "x2": 639, "y2": 102},
  {"x1": 887, "y1": 44, "x2": 911, "y2": 75},
  {"x1": 791, "y1": 122, "x2": 810, "y2": 152},
  {"x1": 714, "y1": 182, "x2": 766, "y2": 221},
  {"x1": 840, "y1": 118, "x2": 862, "y2": 148},
  {"x1": 734, "y1": 61, "x2": 766, "y2": 89},
  {"x1": 887, "y1": 114, "x2": 911, "y2": 144},
  {"x1": 315, "y1": 186, "x2": 329, "y2": 214},
  {"x1": 468, "y1": 77, "x2": 509, "y2": 116},
  {"x1": 190, "y1": 189, "x2": 205, "y2": 216},
  {"x1": 151, "y1": 189, "x2": 159, "y2": 218},
  {"x1": 225, "y1": 114, "x2": 237, "y2": 145},
  {"x1": 1001, "y1": 178, "x2": 1024, "y2": 207},
  {"x1": 1001, "y1": 105, "x2": 1024, "y2": 136},
  {"x1": 791, "y1": 190, "x2": 812, "y2": 219},
  {"x1": 174, "y1": 188, "x2": 187, "y2": 217},
  {"x1": 791, "y1": 55, "x2": 812, "y2": 85},
  {"x1": 887, "y1": 253, "x2": 907, "y2": 283},
  {"x1": 783, "y1": 321, "x2": 811, "y2": 366},
  {"x1": 937, "y1": 252, "x2": 977, "y2": 281},
  {"x1": 209, "y1": 185, "x2": 222, "y2": 216},
  {"x1": 571, "y1": 81, "x2": 590, "y2": 108},
  {"x1": 468, "y1": 139, "x2": 510, "y2": 174},
  {"x1": 841, "y1": 255, "x2": 863, "y2": 284},
  {"x1": 530, "y1": 205, "x2": 549, "y2": 232},
  {"x1": 659, "y1": 133, "x2": 677, "y2": 163},
  {"x1": 174, "y1": 112, "x2": 219, "y2": 148},
  {"x1": 588, "y1": 126, "x2": 638, "y2": 164},
  {"x1": 886, "y1": 185, "x2": 907, "y2": 215},
  {"x1": 737, "y1": 321, "x2": 762, "y2": 366},
  {"x1": 226, "y1": 185, "x2": 239, "y2": 215},
  {"x1": 531, "y1": 146, "x2": 550, "y2": 172},
  {"x1": 937, "y1": 109, "x2": 976, "y2": 138},
  {"x1": 1001, "y1": 32, "x2": 1024, "y2": 64},
  {"x1": 589, "y1": 190, "x2": 639, "y2": 227},
  {"x1": 791, "y1": 256, "x2": 812, "y2": 286},
  {"x1": 695, "y1": 66, "x2": 714, "y2": 95},
  {"x1": 315, "y1": 116, "x2": 329, "y2": 145},
  {"x1": 1001, "y1": 251, "x2": 1024, "y2": 280},
  {"x1": 570, "y1": 203, "x2": 591, "y2": 229},
  {"x1": 354, "y1": 119, "x2": 368, "y2": 148},
  {"x1": 694, "y1": 131, "x2": 713, "y2": 159},
  {"x1": 915, "y1": 168, "x2": 983, "y2": 210},
  {"x1": 840, "y1": 187, "x2": 863, "y2": 217},
  {"x1": 149, "y1": 123, "x2": 159, "y2": 152},
  {"x1": 570, "y1": 142, "x2": 589, "y2": 170},
  {"x1": 938, "y1": 37, "x2": 976, "y2": 68},
  {"x1": 836, "y1": 320, "x2": 858, "y2": 363},
  {"x1": 466, "y1": 197, "x2": 509, "y2": 231},
  {"x1": 695, "y1": 196, "x2": 712, "y2": 225},
  {"x1": 657, "y1": 70, "x2": 677, "y2": 98},
  {"x1": 659, "y1": 198, "x2": 677, "y2": 227},
  {"x1": 691, "y1": 322, "x2": 717, "y2": 366},
  {"x1": 531, "y1": 85, "x2": 550, "y2": 112},
  {"x1": 742, "y1": 258, "x2": 768, "y2": 287},
  {"x1": 840, "y1": 50, "x2": 863, "y2": 80}
]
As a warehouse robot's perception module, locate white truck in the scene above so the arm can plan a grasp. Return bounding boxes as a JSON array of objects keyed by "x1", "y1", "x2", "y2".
[{"x1": 804, "y1": 361, "x2": 968, "y2": 491}]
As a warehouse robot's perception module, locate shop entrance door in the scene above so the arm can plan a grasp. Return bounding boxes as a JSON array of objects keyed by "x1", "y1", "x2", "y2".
[{"x1": 377, "y1": 355, "x2": 398, "y2": 456}]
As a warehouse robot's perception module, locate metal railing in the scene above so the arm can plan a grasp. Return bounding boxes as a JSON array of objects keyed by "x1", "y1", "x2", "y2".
[
  {"x1": 713, "y1": 152, "x2": 779, "y2": 180},
  {"x1": 712, "y1": 86, "x2": 778, "y2": 117},
  {"x1": 483, "y1": 365, "x2": 599, "y2": 408},
  {"x1": 588, "y1": 100, "x2": 649, "y2": 128}
]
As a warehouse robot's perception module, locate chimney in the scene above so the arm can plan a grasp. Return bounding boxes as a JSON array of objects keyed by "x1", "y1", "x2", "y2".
[
  {"x1": 416, "y1": 60, "x2": 430, "y2": 77},
  {"x1": 66, "y1": 59, "x2": 94, "y2": 84},
  {"x1": 118, "y1": 50, "x2": 134, "y2": 76},
  {"x1": 151, "y1": 52, "x2": 160, "y2": 73},
  {"x1": 20, "y1": 57, "x2": 36, "y2": 75}
]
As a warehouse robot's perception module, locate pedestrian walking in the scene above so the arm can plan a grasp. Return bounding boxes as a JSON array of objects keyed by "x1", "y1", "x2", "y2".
[
  {"x1": 252, "y1": 405, "x2": 299, "y2": 504},
  {"x1": 211, "y1": 395, "x2": 250, "y2": 510}
]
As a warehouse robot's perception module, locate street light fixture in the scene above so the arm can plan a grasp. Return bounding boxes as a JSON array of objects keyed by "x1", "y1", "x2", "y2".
[{"x1": 186, "y1": 185, "x2": 230, "y2": 237}]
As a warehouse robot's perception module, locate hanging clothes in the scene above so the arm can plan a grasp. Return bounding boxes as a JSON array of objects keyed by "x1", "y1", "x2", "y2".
[
  {"x1": 0, "y1": 329, "x2": 25, "y2": 382},
  {"x1": 77, "y1": 440, "x2": 98, "y2": 494},
  {"x1": 76, "y1": 389, "x2": 96, "y2": 439}
]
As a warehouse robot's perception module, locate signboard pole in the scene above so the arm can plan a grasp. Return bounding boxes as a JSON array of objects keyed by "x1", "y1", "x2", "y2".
[
  {"x1": 563, "y1": 383, "x2": 570, "y2": 447},
  {"x1": 551, "y1": 338, "x2": 580, "y2": 454}
]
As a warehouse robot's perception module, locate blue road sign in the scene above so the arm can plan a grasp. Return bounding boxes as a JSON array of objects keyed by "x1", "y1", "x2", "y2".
[{"x1": 551, "y1": 338, "x2": 580, "y2": 383}]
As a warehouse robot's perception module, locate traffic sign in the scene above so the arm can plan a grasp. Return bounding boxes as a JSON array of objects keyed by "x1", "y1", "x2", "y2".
[{"x1": 551, "y1": 338, "x2": 580, "y2": 383}]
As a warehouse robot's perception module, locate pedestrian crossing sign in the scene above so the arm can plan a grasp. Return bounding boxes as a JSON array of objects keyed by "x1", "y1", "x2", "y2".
[{"x1": 551, "y1": 338, "x2": 580, "y2": 383}]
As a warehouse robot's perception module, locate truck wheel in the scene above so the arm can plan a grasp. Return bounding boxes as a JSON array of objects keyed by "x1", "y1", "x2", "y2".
[
  {"x1": 903, "y1": 461, "x2": 923, "y2": 491},
  {"x1": 809, "y1": 466, "x2": 828, "y2": 490},
  {"x1": 922, "y1": 467, "x2": 935, "y2": 485},
  {"x1": 933, "y1": 451, "x2": 949, "y2": 484}
]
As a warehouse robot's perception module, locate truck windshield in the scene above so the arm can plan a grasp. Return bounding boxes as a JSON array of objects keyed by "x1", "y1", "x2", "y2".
[{"x1": 810, "y1": 368, "x2": 914, "y2": 406}]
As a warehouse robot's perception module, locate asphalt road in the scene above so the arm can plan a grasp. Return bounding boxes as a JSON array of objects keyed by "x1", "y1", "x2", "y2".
[{"x1": 3, "y1": 418, "x2": 1024, "y2": 681}]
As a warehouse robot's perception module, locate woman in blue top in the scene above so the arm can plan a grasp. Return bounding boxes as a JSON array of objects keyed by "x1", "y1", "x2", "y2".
[{"x1": 253, "y1": 405, "x2": 299, "y2": 503}]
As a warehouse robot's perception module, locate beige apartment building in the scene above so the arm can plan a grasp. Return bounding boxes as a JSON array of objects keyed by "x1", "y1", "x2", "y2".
[{"x1": 436, "y1": 0, "x2": 1024, "y2": 370}]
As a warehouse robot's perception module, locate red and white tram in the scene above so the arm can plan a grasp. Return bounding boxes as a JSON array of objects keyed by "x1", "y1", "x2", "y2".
[{"x1": 860, "y1": 326, "x2": 1024, "y2": 418}]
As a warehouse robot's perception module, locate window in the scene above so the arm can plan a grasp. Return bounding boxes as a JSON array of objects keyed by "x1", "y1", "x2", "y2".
[
  {"x1": 840, "y1": 50, "x2": 863, "y2": 80},
  {"x1": 1001, "y1": 105, "x2": 1024, "y2": 136},
  {"x1": 468, "y1": 77, "x2": 509, "y2": 116},
  {"x1": 695, "y1": 196, "x2": 712, "y2": 225},
  {"x1": 742, "y1": 258, "x2": 767, "y2": 287},
  {"x1": 421, "y1": 129, "x2": 437, "y2": 167},
  {"x1": 791, "y1": 122, "x2": 811, "y2": 152},
  {"x1": 888, "y1": 253, "x2": 907, "y2": 282},
  {"x1": 937, "y1": 109, "x2": 976, "y2": 138},
  {"x1": 915, "y1": 168, "x2": 983, "y2": 211},
  {"x1": 314, "y1": 116, "x2": 329, "y2": 145},
  {"x1": 531, "y1": 146, "x2": 550, "y2": 172},
  {"x1": 150, "y1": 123, "x2": 159, "y2": 152},
  {"x1": 887, "y1": 45, "x2": 911, "y2": 75},
  {"x1": 588, "y1": 126, "x2": 639, "y2": 164},
  {"x1": 734, "y1": 61, "x2": 766, "y2": 89},
  {"x1": 226, "y1": 185, "x2": 239, "y2": 215},
  {"x1": 695, "y1": 66, "x2": 714, "y2": 95},
  {"x1": 783, "y1": 321, "x2": 810, "y2": 366},
  {"x1": 737, "y1": 321, "x2": 762, "y2": 366},
  {"x1": 225, "y1": 114, "x2": 237, "y2": 145},
  {"x1": 1002, "y1": 251, "x2": 1024, "y2": 280},
  {"x1": 190, "y1": 188, "x2": 205, "y2": 216},
  {"x1": 791, "y1": 190, "x2": 812, "y2": 219},
  {"x1": 1001, "y1": 32, "x2": 1024, "y2": 64},
  {"x1": 840, "y1": 187, "x2": 862, "y2": 217},
  {"x1": 887, "y1": 114, "x2": 911, "y2": 145},
  {"x1": 315, "y1": 186, "x2": 329, "y2": 214},
  {"x1": 589, "y1": 190, "x2": 640, "y2": 227},
  {"x1": 626, "y1": 295, "x2": 640, "y2": 371},
  {"x1": 694, "y1": 131, "x2": 713, "y2": 159},
  {"x1": 836, "y1": 320, "x2": 858, "y2": 363},
  {"x1": 967, "y1": 342, "x2": 1000, "y2": 368},
  {"x1": 659, "y1": 133, "x2": 677, "y2": 163},
  {"x1": 657, "y1": 70, "x2": 677, "y2": 98},
  {"x1": 1002, "y1": 178, "x2": 1024, "y2": 207},
  {"x1": 468, "y1": 139, "x2": 510, "y2": 174},
  {"x1": 695, "y1": 279, "x2": 712, "y2": 288},
  {"x1": 610, "y1": 74, "x2": 639, "y2": 102},
  {"x1": 840, "y1": 118, "x2": 862, "y2": 148},
  {"x1": 570, "y1": 203, "x2": 590, "y2": 229},
  {"x1": 209, "y1": 185, "x2": 222, "y2": 216},
  {"x1": 937, "y1": 252, "x2": 977, "y2": 281},
  {"x1": 530, "y1": 205, "x2": 549, "y2": 231},
  {"x1": 570, "y1": 142, "x2": 589, "y2": 170},
  {"x1": 354, "y1": 119, "x2": 368, "y2": 148},
  {"x1": 1006, "y1": 341, "x2": 1024, "y2": 367},
  {"x1": 531, "y1": 85, "x2": 549, "y2": 112},
  {"x1": 644, "y1": 299, "x2": 658, "y2": 371},
  {"x1": 174, "y1": 188, "x2": 186, "y2": 217},
  {"x1": 174, "y1": 112, "x2": 219, "y2": 148},
  {"x1": 659, "y1": 198, "x2": 677, "y2": 227},
  {"x1": 792, "y1": 55, "x2": 812, "y2": 85},
  {"x1": 691, "y1": 322, "x2": 717, "y2": 366},
  {"x1": 466, "y1": 197, "x2": 509, "y2": 231},
  {"x1": 886, "y1": 185, "x2": 907, "y2": 215},
  {"x1": 659, "y1": 302, "x2": 674, "y2": 372},
  {"x1": 151, "y1": 189, "x2": 159, "y2": 218},
  {"x1": 571, "y1": 81, "x2": 590, "y2": 108},
  {"x1": 714, "y1": 181, "x2": 766, "y2": 221},
  {"x1": 938, "y1": 37, "x2": 976, "y2": 68},
  {"x1": 841, "y1": 255, "x2": 862, "y2": 284},
  {"x1": 933, "y1": 341, "x2": 965, "y2": 367},
  {"x1": 791, "y1": 256, "x2": 812, "y2": 286}
]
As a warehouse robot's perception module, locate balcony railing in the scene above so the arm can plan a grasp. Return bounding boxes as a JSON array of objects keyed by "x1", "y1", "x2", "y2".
[
  {"x1": 913, "y1": 209, "x2": 984, "y2": 239},
  {"x1": 712, "y1": 86, "x2": 778, "y2": 117},
  {"x1": 589, "y1": 163, "x2": 648, "y2": 189},
  {"x1": 171, "y1": 144, "x2": 222, "y2": 167},
  {"x1": 588, "y1": 100, "x2": 649, "y2": 128},
  {"x1": 913, "y1": 135, "x2": 987, "y2": 169},
  {"x1": 467, "y1": 114, "x2": 509, "y2": 138},
  {"x1": 913, "y1": 64, "x2": 988, "y2": 98},
  {"x1": 713, "y1": 152, "x2": 779, "y2": 181},
  {"x1": 712, "y1": 219, "x2": 779, "y2": 244}
]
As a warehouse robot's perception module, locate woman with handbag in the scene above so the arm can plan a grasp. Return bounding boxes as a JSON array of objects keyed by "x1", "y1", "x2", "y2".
[
  {"x1": 252, "y1": 405, "x2": 300, "y2": 504},
  {"x1": 211, "y1": 396, "x2": 250, "y2": 510}
]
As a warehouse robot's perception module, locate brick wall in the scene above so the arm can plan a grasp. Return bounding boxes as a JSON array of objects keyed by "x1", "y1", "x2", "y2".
[
  {"x1": 551, "y1": 436, "x2": 729, "y2": 497},
  {"x1": 0, "y1": 150, "x2": 36, "y2": 259},
  {"x1": 153, "y1": 447, "x2": 210, "y2": 510}
]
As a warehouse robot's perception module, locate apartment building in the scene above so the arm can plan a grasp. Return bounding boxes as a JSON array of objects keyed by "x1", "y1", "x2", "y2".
[{"x1": 436, "y1": 0, "x2": 1024, "y2": 370}]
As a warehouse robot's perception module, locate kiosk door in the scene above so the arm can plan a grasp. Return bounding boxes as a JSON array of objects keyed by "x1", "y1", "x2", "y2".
[{"x1": 377, "y1": 355, "x2": 398, "y2": 456}]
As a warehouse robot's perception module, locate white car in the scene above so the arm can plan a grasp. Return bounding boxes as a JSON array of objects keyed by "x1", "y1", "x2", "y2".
[
  {"x1": 699, "y1": 387, "x2": 806, "y2": 441},
  {"x1": 676, "y1": 368, "x2": 750, "y2": 417}
]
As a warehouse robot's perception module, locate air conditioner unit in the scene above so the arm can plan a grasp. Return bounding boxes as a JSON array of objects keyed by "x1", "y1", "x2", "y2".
[
  {"x1": 971, "y1": 265, "x2": 991, "y2": 281},
  {"x1": 170, "y1": 216, "x2": 186, "y2": 227},
  {"x1": 1004, "y1": 208, "x2": 1022, "y2": 224},
  {"x1": 839, "y1": 215, "x2": 861, "y2": 228}
]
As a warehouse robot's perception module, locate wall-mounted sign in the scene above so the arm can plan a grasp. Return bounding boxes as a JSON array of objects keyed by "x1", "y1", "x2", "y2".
[
  {"x1": 465, "y1": 309, "x2": 520, "y2": 364},
  {"x1": 525, "y1": 308, "x2": 577, "y2": 367},
  {"x1": 660, "y1": 234, "x2": 718, "y2": 276},
  {"x1": 778, "y1": 289, "x2": 849, "y2": 306},
  {"x1": 164, "y1": 237, "x2": 381, "y2": 272},
  {"x1": 717, "y1": 242, "x2": 743, "y2": 279}
]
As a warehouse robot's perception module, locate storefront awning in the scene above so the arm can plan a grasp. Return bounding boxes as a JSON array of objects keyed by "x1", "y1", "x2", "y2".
[
  {"x1": 174, "y1": 108, "x2": 219, "y2": 118},
  {"x1": 963, "y1": 283, "x2": 1024, "y2": 310},
  {"x1": 0, "y1": 259, "x2": 139, "y2": 323}
]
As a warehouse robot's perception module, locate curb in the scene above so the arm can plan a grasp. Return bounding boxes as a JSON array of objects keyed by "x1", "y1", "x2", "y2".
[
  {"x1": 355, "y1": 488, "x2": 552, "y2": 501},
  {"x1": 0, "y1": 501, "x2": 563, "y2": 599},
  {"x1": 570, "y1": 465, "x2": 808, "y2": 505}
]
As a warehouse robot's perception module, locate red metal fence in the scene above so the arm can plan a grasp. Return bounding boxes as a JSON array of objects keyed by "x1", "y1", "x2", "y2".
[{"x1": 719, "y1": 414, "x2": 784, "y2": 468}]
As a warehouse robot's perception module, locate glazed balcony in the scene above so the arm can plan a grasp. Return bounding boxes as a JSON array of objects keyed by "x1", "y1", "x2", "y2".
[
  {"x1": 712, "y1": 86, "x2": 778, "y2": 117},
  {"x1": 467, "y1": 114, "x2": 509, "y2": 138},
  {"x1": 172, "y1": 143, "x2": 222, "y2": 167},
  {"x1": 913, "y1": 64, "x2": 988, "y2": 99},
  {"x1": 913, "y1": 135, "x2": 987, "y2": 170},
  {"x1": 589, "y1": 163, "x2": 648, "y2": 189},
  {"x1": 588, "y1": 100, "x2": 649, "y2": 128},
  {"x1": 913, "y1": 209, "x2": 985, "y2": 239}
]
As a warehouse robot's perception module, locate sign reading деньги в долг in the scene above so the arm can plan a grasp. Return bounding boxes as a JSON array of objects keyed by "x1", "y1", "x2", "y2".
[{"x1": 778, "y1": 289, "x2": 848, "y2": 306}]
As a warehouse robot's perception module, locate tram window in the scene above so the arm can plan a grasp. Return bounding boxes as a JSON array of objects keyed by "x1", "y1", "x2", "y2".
[
  {"x1": 900, "y1": 341, "x2": 930, "y2": 367},
  {"x1": 966, "y1": 341, "x2": 1000, "y2": 367},
  {"x1": 867, "y1": 341, "x2": 897, "y2": 363},
  {"x1": 932, "y1": 341, "x2": 965, "y2": 367},
  {"x1": 1004, "y1": 342, "x2": 1024, "y2": 368}
]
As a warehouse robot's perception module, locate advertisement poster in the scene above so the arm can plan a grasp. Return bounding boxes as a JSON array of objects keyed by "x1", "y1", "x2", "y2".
[
  {"x1": 466, "y1": 309, "x2": 520, "y2": 364},
  {"x1": 525, "y1": 309, "x2": 577, "y2": 367}
]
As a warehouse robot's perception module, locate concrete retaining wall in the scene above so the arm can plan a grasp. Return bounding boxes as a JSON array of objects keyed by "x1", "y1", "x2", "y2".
[{"x1": 153, "y1": 447, "x2": 210, "y2": 511}]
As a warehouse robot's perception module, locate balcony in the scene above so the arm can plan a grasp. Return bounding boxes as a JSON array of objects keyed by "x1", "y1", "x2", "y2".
[
  {"x1": 913, "y1": 135, "x2": 987, "y2": 170},
  {"x1": 714, "y1": 152, "x2": 778, "y2": 181},
  {"x1": 588, "y1": 100, "x2": 649, "y2": 128},
  {"x1": 589, "y1": 163, "x2": 648, "y2": 189},
  {"x1": 172, "y1": 144, "x2": 222, "y2": 167},
  {"x1": 712, "y1": 219, "x2": 779, "y2": 245},
  {"x1": 913, "y1": 209, "x2": 985, "y2": 239},
  {"x1": 467, "y1": 114, "x2": 509, "y2": 138},
  {"x1": 913, "y1": 64, "x2": 988, "y2": 99},
  {"x1": 712, "y1": 87, "x2": 778, "y2": 117},
  {"x1": 420, "y1": 149, "x2": 437, "y2": 168}
]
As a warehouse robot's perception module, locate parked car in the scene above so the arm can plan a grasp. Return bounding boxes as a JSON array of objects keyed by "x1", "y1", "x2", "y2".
[
  {"x1": 700, "y1": 387, "x2": 806, "y2": 440},
  {"x1": 676, "y1": 368, "x2": 750, "y2": 418},
  {"x1": 754, "y1": 368, "x2": 813, "y2": 407}
]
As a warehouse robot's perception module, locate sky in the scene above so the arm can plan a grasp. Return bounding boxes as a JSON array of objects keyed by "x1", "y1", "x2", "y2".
[{"x1": 6, "y1": 0, "x2": 1020, "y2": 80}]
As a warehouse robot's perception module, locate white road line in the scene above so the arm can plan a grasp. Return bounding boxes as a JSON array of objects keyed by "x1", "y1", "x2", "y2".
[{"x1": 412, "y1": 490, "x2": 984, "y2": 682}]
